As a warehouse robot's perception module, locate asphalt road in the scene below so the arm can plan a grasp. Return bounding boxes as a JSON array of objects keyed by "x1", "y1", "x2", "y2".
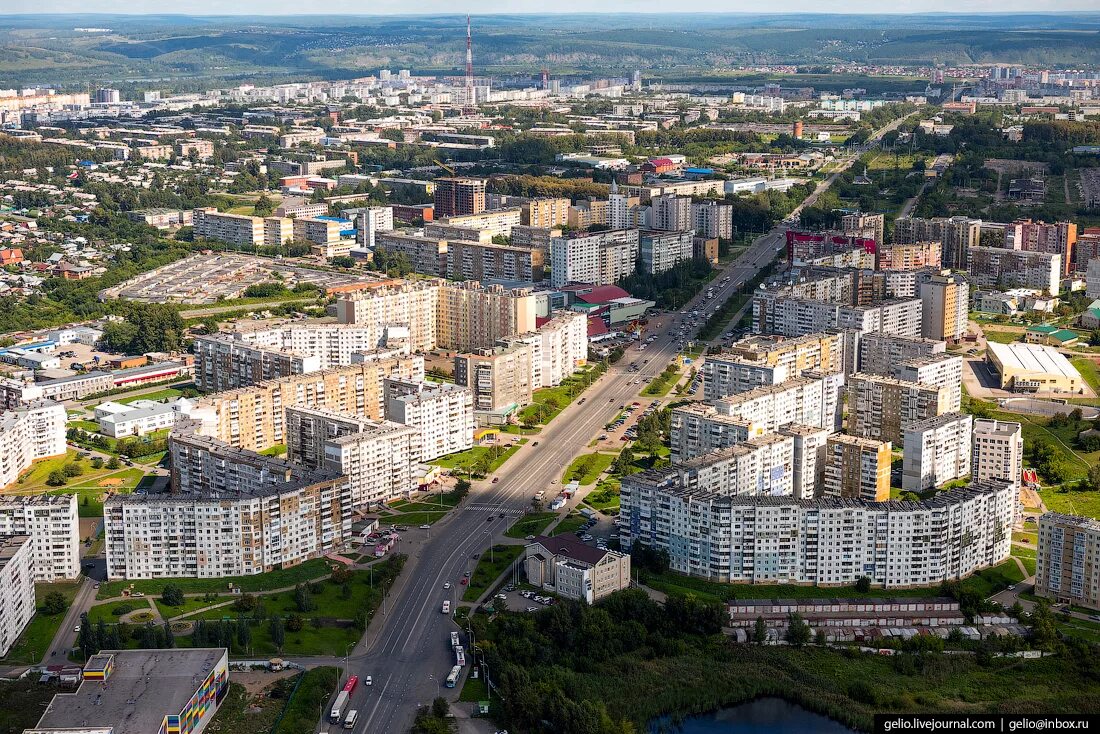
[{"x1": 325, "y1": 116, "x2": 909, "y2": 732}]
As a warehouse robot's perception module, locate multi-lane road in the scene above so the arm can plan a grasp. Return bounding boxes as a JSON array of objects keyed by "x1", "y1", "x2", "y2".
[{"x1": 326, "y1": 116, "x2": 911, "y2": 733}]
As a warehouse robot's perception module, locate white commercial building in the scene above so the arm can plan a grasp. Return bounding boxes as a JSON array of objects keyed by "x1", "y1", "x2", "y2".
[
  {"x1": 0, "y1": 535, "x2": 34, "y2": 659},
  {"x1": 95, "y1": 398, "x2": 193, "y2": 438},
  {"x1": 972, "y1": 418, "x2": 1024, "y2": 488},
  {"x1": 0, "y1": 400, "x2": 67, "y2": 489},
  {"x1": 0, "y1": 494, "x2": 80, "y2": 581},
  {"x1": 619, "y1": 478, "x2": 1016, "y2": 588},
  {"x1": 384, "y1": 379, "x2": 474, "y2": 462},
  {"x1": 902, "y1": 412, "x2": 974, "y2": 492}
]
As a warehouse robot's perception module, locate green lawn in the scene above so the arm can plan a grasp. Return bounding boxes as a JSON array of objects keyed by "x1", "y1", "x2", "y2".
[
  {"x1": 1040, "y1": 487, "x2": 1100, "y2": 519},
  {"x1": 431, "y1": 442, "x2": 523, "y2": 478},
  {"x1": 259, "y1": 444, "x2": 286, "y2": 457},
  {"x1": 641, "y1": 364, "x2": 681, "y2": 397},
  {"x1": 86, "y1": 598, "x2": 155, "y2": 624},
  {"x1": 116, "y1": 388, "x2": 184, "y2": 404},
  {"x1": 517, "y1": 365, "x2": 607, "y2": 427},
  {"x1": 459, "y1": 672, "x2": 489, "y2": 703},
  {"x1": 583, "y1": 479, "x2": 621, "y2": 512},
  {"x1": 1013, "y1": 547, "x2": 1037, "y2": 576},
  {"x1": 69, "y1": 419, "x2": 100, "y2": 432},
  {"x1": 205, "y1": 682, "x2": 283, "y2": 734},
  {"x1": 0, "y1": 679, "x2": 57, "y2": 733},
  {"x1": 272, "y1": 667, "x2": 340, "y2": 734},
  {"x1": 560, "y1": 452, "x2": 617, "y2": 485},
  {"x1": 0, "y1": 580, "x2": 83, "y2": 664},
  {"x1": 555, "y1": 513, "x2": 587, "y2": 535},
  {"x1": 1070, "y1": 357, "x2": 1100, "y2": 394},
  {"x1": 154, "y1": 595, "x2": 229, "y2": 620},
  {"x1": 462, "y1": 545, "x2": 524, "y2": 602},
  {"x1": 641, "y1": 559, "x2": 1024, "y2": 605},
  {"x1": 505, "y1": 512, "x2": 558, "y2": 539},
  {"x1": 97, "y1": 559, "x2": 333, "y2": 599},
  {"x1": 982, "y1": 329, "x2": 1022, "y2": 344}
]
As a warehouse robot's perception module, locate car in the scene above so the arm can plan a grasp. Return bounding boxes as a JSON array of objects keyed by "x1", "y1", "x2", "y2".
[
  {"x1": 492, "y1": 477, "x2": 499, "y2": 483},
  {"x1": 1008, "y1": 584, "x2": 1016, "y2": 591},
  {"x1": 74, "y1": 625, "x2": 81, "y2": 633},
  {"x1": 132, "y1": 592, "x2": 144, "y2": 598},
  {"x1": 93, "y1": 583, "x2": 100, "y2": 589},
  {"x1": 365, "y1": 676, "x2": 373, "y2": 686},
  {"x1": 525, "y1": 534, "x2": 535, "y2": 540},
  {"x1": 550, "y1": 479, "x2": 558, "y2": 484},
  {"x1": 496, "y1": 593, "x2": 507, "y2": 600},
  {"x1": 471, "y1": 554, "x2": 479, "y2": 560},
  {"x1": 420, "y1": 524, "x2": 431, "y2": 530},
  {"x1": 444, "y1": 582, "x2": 451, "y2": 589},
  {"x1": 460, "y1": 578, "x2": 468, "y2": 585},
  {"x1": 1090, "y1": 615, "x2": 1100, "y2": 622},
  {"x1": 526, "y1": 607, "x2": 538, "y2": 613},
  {"x1": 532, "y1": 441, "x2": 539, "y2": 446}
]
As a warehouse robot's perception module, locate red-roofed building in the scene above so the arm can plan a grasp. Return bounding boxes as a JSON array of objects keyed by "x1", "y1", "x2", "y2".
[
  {"x1": 642, "y1": 157, "x2": 678, "y2": 175},
  {"x1": 0, "y1": 248, "x2": 23, "y2": 266},
  {"x1": 523, "y1": 533, "x2": 631, "y2": 603},
  {"x1": 559, "y1": 284, "x2": 631, "y2": 303},
  {"x1": 587, "y1": 316, "x2": 609, "y2": 338}
]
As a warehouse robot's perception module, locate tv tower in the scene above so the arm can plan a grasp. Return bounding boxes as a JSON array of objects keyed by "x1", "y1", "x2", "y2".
[{"x1": 465, "y1": 15, "x2": 474, "y2": 93}]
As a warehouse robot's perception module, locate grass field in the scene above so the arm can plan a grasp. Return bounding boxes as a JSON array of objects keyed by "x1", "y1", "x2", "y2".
[
  {"x1": 505, "y1": 512, "x2": 558, "y2": 539},
  {"x1": 1040, "y1": 487, "x2": 1100, "y2": 518},
  {"x1": 97, "y1": 559, "x2": 333, "y2": 599},
  {"x1": 116, "y1": 388, "x2": 184, "y2": 405},
  {"x1": 462, "y1": 545, "x2": 524, "y2": 602},
  {"x1": 0, "y1": 580, "x2": 84, "y2": 664},
  {"x1": 1070, "y1": 356, "x2": 1100, "y2": 394},
  {"x1": 459, "y1": 672, "x2": 489, "y2": 703},
  {"x1": 641, "y1": 364, "x2": 681, "y2": 397},
  {"x1": 555, "y1": 513, "x2": 588, "y2": 535},
  {"x1": 154, "y1": 595, "x2": 229, "y2": 620},
  {"x1": 583, "y1": 479, "x2": 621, "y2": 512},
  {"x1": 206, "y1": 682, "x2": 283, "y2": 734},
  {"x1": 982, "y1": 329, "x2": 1021, "y2": 344},
  {"x1": 1013, "y1": 547, "x2": 1037, "y2": 576},
  {"x1": 87, "y1": 598, "x2": 155, "y2": 625},
  {"x1": 560, "y1": 452, "x2": 617, "y2": 485},
  {"x1": 0, "y1": 678, "x2": 57, "y2": 733},
  {"x1": 431, "y1": 442, "x2": 523, "y2": 477},
  {"x1": 272, "y1": 667, "x2": 340, "y2": 734}
]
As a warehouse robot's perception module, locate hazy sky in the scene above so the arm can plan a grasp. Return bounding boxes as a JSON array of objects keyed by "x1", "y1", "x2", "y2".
[{"x1": 2, "y1": 0, "x2": 1098, "y2": 13}]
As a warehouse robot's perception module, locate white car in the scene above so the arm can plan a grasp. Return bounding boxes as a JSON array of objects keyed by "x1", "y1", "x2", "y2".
[
  {"x1": 496, "y1": 593, "x2": 507, "y2": 600},
  {"x1": 444, "y1": 582, "x2": 451, "y2": 589},
  {"x1": 365, "y1": 676, "x2": 373, "y2": 686}
]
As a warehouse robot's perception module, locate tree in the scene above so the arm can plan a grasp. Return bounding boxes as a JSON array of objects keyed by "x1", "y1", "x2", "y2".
[
  {"x1": 47, "y1": 469, "x2": 67, "y2": 486},
  {"x1": 286, "y1": 613, "x2": 304, "y2": 632},
  {"x1": 236, "y1": 617, "x2": 252, "y2": 650},
  {"x1": 785, "y1": 612, "x2": 812, "y2": 646},
  {"x1": 855, "y1": 576, "x2": 871, "y2": 593},
  {"x1": 106, "y1": 456, "x2": 121, "y2": 470},
  {"x1": 293, "y1": 584, "x2": 316, "y2": 613},
  {"x1": 752, "y1": 615, "x2": 768, "y2": 644},
  {"x1": 78, "y1": 612, "x2": 95, "y2": 658},
  {"x1": 270, "y1": 615, "x2": 285, "y2": 650},
  {"x1": 90, "y1": 457, "x2": 104, "y2": 469},
  {"x1": 62, "y1": 462, "x2": 83, "y2": 478},
  {"x1": 163, "y1": 621, "x2": 175, "y2": 649},
  {"x1": 253, "y1": 193, "x2": 274, "y2": 217},
  {"x1": 42, "y1": 591, "x2": 68, "y2": 616},
  {"x1": 1029, "y1": 600, "x2": 1060, "y2": 650},
  {"x1": 161, "y1": 584, "x2": 185, "y2": 607}
]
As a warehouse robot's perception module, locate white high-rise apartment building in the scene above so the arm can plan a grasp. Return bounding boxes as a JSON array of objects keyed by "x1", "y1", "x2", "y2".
[
  {"x1": 691, "y1": 200, "x2": 733, "y2": 240},
  {"x1": 754, "y1": 297, "x2": 922, "y2": 340},
  {"x1": 971, "y1": 418, "x2": 1024, "y2": 487},
  {"x1": 384, "y1": 379, "x2": 474, "y2": 462},
  {"x1": 702, "y1": 358, "x2": 789, "y2": 401},
  {"x1": 674, "y1": 434, "x2": 795, "y2": 498},
  {"x1": 285, "y1": 406, "x2": 420, "y2": 507},
  {"x1": 891, "y1": 353, "x2": 963, "y2": 414},
  {"x1": 0, "y1": 494, "x2": 80, "y2": 581},
  {"x1": 356, "y1": 206, "x2": 394, "y2": 249},
  {"x1": 0, "y1": 400, "x2": 66, "y2": 489},
  {"x1": 619, "y1": 478, "x2": 1015, "y2": 588},
  {"x1": 502, "y1": 310, "x2": 589, "y2": 389},
  {"x1": 0, "y1": 535, "x2": 34, "y2": 658},
  {"x1": 858, "y1": 332, "x2": 946, "y2": 376},
  {"x1": 670, "y1": 373, "x2": 843, "y2": 461},
  {"x1": 650, "y1": 194, "x2": 692, "y2": 231},
  {"x1": 549, "y1": 230, "x2": 639, "y2": 287},
  {"x1": 902, "y1": 412, "x2": 973, "y2": 492},
  {"x1": 608, "y1": 181, "x2": 630, "y2": 231}
]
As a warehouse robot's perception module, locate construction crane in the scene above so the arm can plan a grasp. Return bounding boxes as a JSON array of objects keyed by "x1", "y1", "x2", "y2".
[{"x1": 434, "y1": 159, "x2": 457, "y2": 176}]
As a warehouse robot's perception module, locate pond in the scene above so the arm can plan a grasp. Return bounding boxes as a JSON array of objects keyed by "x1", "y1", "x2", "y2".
[{"x1": 649, "y1": 697, "x2": 858, "y2": 734}]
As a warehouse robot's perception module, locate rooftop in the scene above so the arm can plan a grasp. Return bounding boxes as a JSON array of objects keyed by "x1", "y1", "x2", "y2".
[
  {"x1": 32, "y1": 648, "x2": 227, "y2": 734},
  {"x1": 987, "y1": 341, "x2": 1082, "y2": 380}
]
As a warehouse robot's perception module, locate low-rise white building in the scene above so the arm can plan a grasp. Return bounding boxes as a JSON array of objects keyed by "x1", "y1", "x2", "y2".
[{"x1": 95, "y1": 397, "x2": 193, "y2": 438}]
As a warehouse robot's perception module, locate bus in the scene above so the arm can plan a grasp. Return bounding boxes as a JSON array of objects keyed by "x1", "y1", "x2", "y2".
[
  {"x1": 445, "y1": 665, "x2": 462, "y2": 688},
  {"x1": 450, "y1": 631, "x2": 460, "y2": 649},
  {"x1": 343, "y1": 675, "x2": 359, "y2": 694},
  {"x1": 454, "y1": 645, "x2": 466, "y2": 667}
]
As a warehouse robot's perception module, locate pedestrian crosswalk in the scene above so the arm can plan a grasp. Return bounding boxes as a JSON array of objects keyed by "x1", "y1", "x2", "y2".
[{"x1": 464, "y1": 503, "x2": 525, "y2": 516}]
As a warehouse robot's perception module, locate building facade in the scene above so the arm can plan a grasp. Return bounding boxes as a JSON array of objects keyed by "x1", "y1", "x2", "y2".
[
  {"x1": 902, "y1": 412, "x2": 973, "y2": 492},
  {"x1": 0, "y1": 494, "x2": 80, "y2": 581}
]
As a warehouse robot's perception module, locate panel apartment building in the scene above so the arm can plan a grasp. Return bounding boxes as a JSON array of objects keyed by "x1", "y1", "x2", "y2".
[
  {"x1": 619, "y1": 478, "x2": 1015, "y2": 588},
  {"x1": 1035, "y1": 513, "x2": 1100, "y2": 610},
  {"x1": 639, "y1": 230, "x2": 695, "y2": 275},
  {"x1": 902, "y1": 412, "x2": 973, "y2": 492},
  {"x1": 433, "y1": 177, "x2": 486, "y2": 217},
  {"x1": 384, "y1": 379, "x2": 475, "y2": 462},
  {"x1": 285, "y1": 406, "x2": 420, "y2": 507},
  {"x1": 670, "y1": 372, "x2": 844, "y2": 461},
  {"x1": 453, "y1": 344, "x2": 533, "y2": 424},
  {"x1": 966, "y1": 246, "x2": 1061, "y2": 295},
  {"x1": 0, "y1": 494, "x2": 80, "y2": 581},
  {"x1": 821, "y1": 433, "x2": 892, "y2": 502},
  {"x1": 446, "y1": 239, "x2": 546, "y2": 283},
  {"x1": 335, "y1": 279, "x2": 537, "y2": 354},
  {"x1": 703, "y1": 332, "x2": 844, "y2": 400},
  {"x1": 0, "y1": 399, "x2": 66, "y2": 489},
  {"x1": 893, "y1": 216, "x2": 981, "y2": 271},
  {"x1": 106, "y1": 422, "x2": 352, "y2": 580},
  {"x1": 549, "y1": 229, "x2": 640, "y2": 287},
  {"x1": 190, "y1": 357, "x2": 425, "y2": 451},
  {"x1": 971, "y1": 418, "x2": 1024, "y2": 487},
  {"x1": 846, "y1": 373, "x2": 951, "y2": 444},
  {"x1": 0, "y1": 535, "x2": 34, "y2": 658}
]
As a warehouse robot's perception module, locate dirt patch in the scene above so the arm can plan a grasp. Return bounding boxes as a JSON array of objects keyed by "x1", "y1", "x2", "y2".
[
  {"x1": 98, "y1": 478, "x2": 124, "y2": 487},
  {"x1": 233, "y1": 669, "x2": 299, "y2": 696}
]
